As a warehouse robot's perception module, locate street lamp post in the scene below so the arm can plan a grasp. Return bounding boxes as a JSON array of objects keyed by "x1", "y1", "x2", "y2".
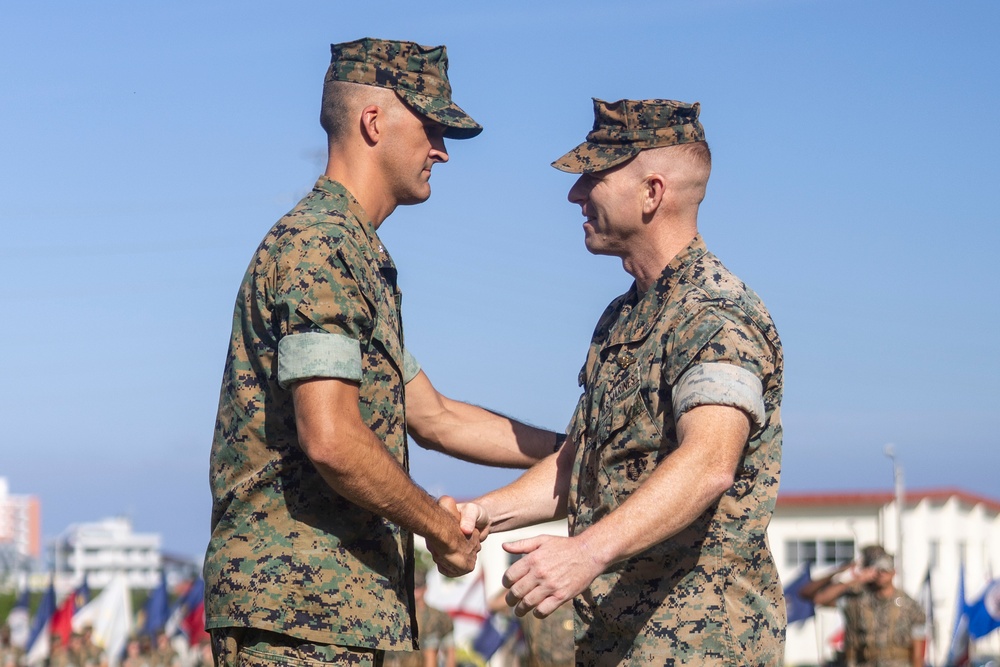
[{"x1": 883, "y1": 443, "x2": 905, "y2": 587}]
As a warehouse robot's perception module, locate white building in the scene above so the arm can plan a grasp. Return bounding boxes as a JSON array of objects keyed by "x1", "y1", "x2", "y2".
[
  {"x1": 0, "y1": 477, "x2": 41, "y2": 567},
  {"x1": 52, "y1": 516, "x2": 162, "y2": 591},
  {"x1": 772, "y1": 488, "x2": 1000, "y2": 666},
  {"x1": 427, "y1": 488, "x2": 1000, "y2": 666}
]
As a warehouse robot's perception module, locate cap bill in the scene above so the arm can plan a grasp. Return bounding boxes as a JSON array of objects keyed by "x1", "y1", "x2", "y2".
[
  {"x1": 400, "y1": 90, "x2": 483, "y2": 140},
  {"x1": 551, "y1": 141, "x2": 640, "y2": 174}
]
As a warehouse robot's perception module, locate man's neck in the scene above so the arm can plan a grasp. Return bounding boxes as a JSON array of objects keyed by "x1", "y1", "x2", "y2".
[
  {"x1": 625, "y1": 223, "x2": 698, "y2": 294},
  {"x1": 875, "y1": 583, "x2": 896, "y2": 598},
  {"x1": 325, "y1": 151, "x2": 395, "y2": 227}
]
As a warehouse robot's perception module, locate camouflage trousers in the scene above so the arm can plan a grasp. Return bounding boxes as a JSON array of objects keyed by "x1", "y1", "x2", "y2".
[{"x1": 210, "y1": 628, "x2": 384, "y2": 667}]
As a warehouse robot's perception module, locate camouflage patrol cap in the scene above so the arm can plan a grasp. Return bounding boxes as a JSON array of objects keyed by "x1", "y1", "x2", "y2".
[
  {"x1": 326, "y1": 37, "x2": 482, "y2": 140},
  {"x1": 861, "y1": 545, "x2": 895, "y2": 571},
  {"x1": 552, "y1": 98, "x2": 705, "y2": 173}
]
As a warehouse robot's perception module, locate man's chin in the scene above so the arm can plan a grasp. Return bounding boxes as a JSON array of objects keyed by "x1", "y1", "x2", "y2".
[
  {"x1": 583, "y1": 236, "x2": 610, "y2": 257},
  {"x1": 398, "y1": 189, "x2": 432, "y2": 207}
]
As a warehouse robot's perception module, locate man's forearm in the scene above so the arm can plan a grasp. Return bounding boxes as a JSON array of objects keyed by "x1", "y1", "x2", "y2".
[
  {"x1": 293, "y1": 378, "x2": 472, "y2": 564},
  {"x1": 575, "y1": 404, "x2": 748, "y2": 569},
  {"x1": 474, "y1": 441, "x2": 575, "y2": 533},
  {"x1": 311, "y1": 419, "x2": 456, "y2": 543},
  {"x1": 406, "y1": 371, "x2": 561, "y2": 466}
]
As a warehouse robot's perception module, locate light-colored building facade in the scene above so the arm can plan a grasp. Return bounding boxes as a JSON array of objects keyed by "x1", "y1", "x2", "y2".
[
  {"x1": 772, "y1": 488, "x2": 1000, "y2": 666},
  {"x1": 52, "y1": 516, "x2": 162, "y2": 591},
  {"x1": 0, "y1": 477, "x2": 41, "y2": 565}
]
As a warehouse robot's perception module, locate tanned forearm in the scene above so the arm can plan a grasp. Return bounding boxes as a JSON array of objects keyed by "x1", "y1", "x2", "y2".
[
  {"x1": 293, "y1": 378, "x2": 476, "y2": 573},
  {"x1": 474, "y1": 439, "x2": 576, "y2": 533},
  {"x1": 406, "y1": 370, "x2": 561, "y2": 467}
]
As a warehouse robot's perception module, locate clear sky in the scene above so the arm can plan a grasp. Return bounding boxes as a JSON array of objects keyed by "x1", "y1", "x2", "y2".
[{"x1": 2, "y1": 0, "x2": 998, "y2": 562}]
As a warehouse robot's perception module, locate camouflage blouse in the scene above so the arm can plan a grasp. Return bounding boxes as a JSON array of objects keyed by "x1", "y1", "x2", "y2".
[
  {"x1": 566, "y1": 235, "x2": 785, "y2": 665},
  {"x1": 205, "y1": 178, "x2": 416, "y2": 650}
]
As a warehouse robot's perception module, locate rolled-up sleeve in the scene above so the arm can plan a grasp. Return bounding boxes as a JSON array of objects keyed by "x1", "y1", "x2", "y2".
[
  {"x1": 272, "y1": 231, "x2": 371, "y2": 388},
  {"x1": 402, "y1": 349, "x2": 420, "y2": 384},
  {"x1": 277, "y1": 332, "x2": 362, "y2": 388},
  {"x1": 672, "y1": 362, "x2": 765, "y2": 430}
]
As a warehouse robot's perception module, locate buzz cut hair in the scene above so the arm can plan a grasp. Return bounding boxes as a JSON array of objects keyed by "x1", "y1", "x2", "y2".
[
  {"x1": 319, "y1": 79, "x2": 399, "y2": 143},
  {"x1": 676, "y1": 140, "x2": 712, "y2": 168}
]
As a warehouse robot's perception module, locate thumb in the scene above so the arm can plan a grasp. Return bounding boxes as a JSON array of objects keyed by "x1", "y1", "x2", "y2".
[
  {"x1": 458, "y1": 503, "x2": 487, "y2": 536},
  {"x1": 438, "y1": 495, "x2": 459, "y2": 519}
]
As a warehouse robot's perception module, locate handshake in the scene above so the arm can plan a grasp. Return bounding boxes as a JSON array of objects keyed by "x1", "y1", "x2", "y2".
[
  {"x1": 423, "y1": 495, "x2": 606, "y2": 620},
  {"x1": 424, "y1": 496, "x2": 490, "y2": 578}
]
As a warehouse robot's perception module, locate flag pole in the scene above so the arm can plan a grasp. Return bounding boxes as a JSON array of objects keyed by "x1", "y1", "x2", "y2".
[{"x1": 884, "y1": 443, "x2": 905, "y2": 587}]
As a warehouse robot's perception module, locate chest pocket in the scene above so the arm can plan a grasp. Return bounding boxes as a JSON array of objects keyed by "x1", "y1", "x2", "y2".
[{"x1": 594, "y1": 369, "x2": 643, "y2": 446}]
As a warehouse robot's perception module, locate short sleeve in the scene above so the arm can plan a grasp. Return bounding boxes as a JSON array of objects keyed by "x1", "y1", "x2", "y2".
[
  {"x1": 403, "y1": 348, "x2": 421, "y2": 384},
  {"x1": 672, "y1": 362, "x2": 765, "y2": 429},
  {"x1": 667, "y1": 304, "x2": 775, "y2": 431},
  {"x1": 277, "y1": 332, "x2": 361, "y2": 388},
  {"x1": 273, "y1": 232, "x2": 373, "y2": 387}
]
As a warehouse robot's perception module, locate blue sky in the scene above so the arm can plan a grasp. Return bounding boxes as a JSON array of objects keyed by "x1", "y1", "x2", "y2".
[{"x1": 2, "y1": 0, "x2": 998, "y2": 561}]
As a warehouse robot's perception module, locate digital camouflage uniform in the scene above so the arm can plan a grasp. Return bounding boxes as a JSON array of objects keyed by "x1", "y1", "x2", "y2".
[
  {"x1": 842, "y1": 589, "x2": 925, "y2": 667},
  {"x1": 204, "y1": 37, "x2": 481, "y2": 662},
  {"x1": 205, "y1": 176, "x2": 416, "y2": 649},
  {"x1": 554, "y1": 99, "x2": 785, "y2": 665},
  {"x1": 519, "y1": 604, "x2": 575, "y2": 667}
]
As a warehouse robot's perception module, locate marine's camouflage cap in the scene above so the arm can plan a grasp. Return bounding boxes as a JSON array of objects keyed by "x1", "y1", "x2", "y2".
[
  {"x1": 552, "y1": 98, "x2": 705, "y2": 173},
  {"x1": 326, "y1": 37, "x2": 482, "y2": 140},
  {"x1": 861, "y1": 545, "x2": 895, "y2": 571}
]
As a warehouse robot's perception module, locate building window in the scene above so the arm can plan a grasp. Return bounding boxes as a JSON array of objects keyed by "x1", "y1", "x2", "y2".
[{"x1": 786, "y1": 539, "x2": 854, "y2": 568}]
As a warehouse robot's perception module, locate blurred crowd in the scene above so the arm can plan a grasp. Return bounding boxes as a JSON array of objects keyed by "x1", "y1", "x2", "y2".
[{"x1": 0, "y1": 627, "x2": 211, "y2": 667}]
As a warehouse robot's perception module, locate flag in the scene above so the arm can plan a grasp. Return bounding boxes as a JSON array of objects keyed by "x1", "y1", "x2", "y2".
[
  {"x1": 140, "y1": 571, "x2": 170, "y2": 638},
  {"x1": 77, "y1": 576, "x2": 91, "y2": 607},
  {"x1": 472, "y1": 613, "x2": 519, "y2": 660},
  {"x1": 180, "y1": 588, "x2": 207, "y2": 645},
  {"x1": 966, "y1": 579, "x2": 1000, "y2": 639},
  {"x1": 25, "y1": 578, "x2": 56, "y2": 666},
  {"x1": 50, "y1": 577, "x2": 91, "y2": 648},
  {"x1": 784, "y1": 562, "x2": 815, "y2": 625},
  {"x1": 5, "y1": 584, "x2": 30, "y2": 649},
  {"x1": 945, "y1": 564, "x2": 970, "y2": 667},
  {"x1": 164, "y1": 578, "x2": 207, "y2": 647},
  {"x1": 50, "y1": 588, "x2": 75, "y2": 648},
  {"x1": 919, "y1": 568, "x2": 935, "y2": 667},
  {"x1": 73, "y1": 572, "x2": 133, "y2": 667}
]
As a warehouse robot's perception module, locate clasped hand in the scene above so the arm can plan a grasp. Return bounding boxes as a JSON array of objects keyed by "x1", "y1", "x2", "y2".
[
  {"x1": 456, "y1": 502, "x2": 605, "y2": 619},
  {"x1": 426, "y1": 496, "x2": 483, "y2": 578}
]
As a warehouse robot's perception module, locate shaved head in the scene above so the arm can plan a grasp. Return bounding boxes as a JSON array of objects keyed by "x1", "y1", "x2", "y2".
[
  {"x1": 320, "y1": 80, "x2": 402, "y2": 144},
  {"x1": 629, "y1": 141, "x2": 712, "y2": 208}
]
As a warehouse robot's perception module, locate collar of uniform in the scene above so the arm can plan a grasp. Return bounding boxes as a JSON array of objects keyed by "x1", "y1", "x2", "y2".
[
  {"x1": 604, "y1": 234, "x2": 709, "y2": 348},
  {"x1": 313, "y1": 176, "x2": 395, "y2": 271}
]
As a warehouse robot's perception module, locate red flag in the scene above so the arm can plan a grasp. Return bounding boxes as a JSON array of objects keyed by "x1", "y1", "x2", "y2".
[
  {"x1": 181, "y1": 600, "x2": 208, "y2": 644},
  {"x1": 50, "y1": 592, "x2": 76, "y2": 647}
]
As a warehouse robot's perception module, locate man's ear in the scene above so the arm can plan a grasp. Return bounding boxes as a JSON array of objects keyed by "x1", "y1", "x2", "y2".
[
  {"x1": 360, "y1": 104, "x2": 383, "y2": 146},
  {"x1": 642, "y1": 173, "x2": 666, "y2": 216}
]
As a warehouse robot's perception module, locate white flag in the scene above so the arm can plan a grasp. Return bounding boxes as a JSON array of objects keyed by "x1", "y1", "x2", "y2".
[{"x1": 72, "y1": 573, "x2": 132, "y2": 667}]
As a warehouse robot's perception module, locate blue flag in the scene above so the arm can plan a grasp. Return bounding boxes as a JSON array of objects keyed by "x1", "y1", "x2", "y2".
[
  {"x1": 473, "y1": 613, "x2": 519, "y2": 659},
  {"x1": 25, "y1": 579, "x2": 56, "y2": 653},
  {"x1": 141, "y1": 571, "x2": 171, "y2": 638},
  {"x1": 784, "y1": 562, "x2": 815, "y2": 624},
  {"x1": 966, "y1": 579, "x2": 1000, "y2": 639},
  {"x1": 77, "y1": 575, "x2": 90, "y2": 607},
  {"x1": 945, "y1": 564, "x2": 970, "y2": 667}
]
